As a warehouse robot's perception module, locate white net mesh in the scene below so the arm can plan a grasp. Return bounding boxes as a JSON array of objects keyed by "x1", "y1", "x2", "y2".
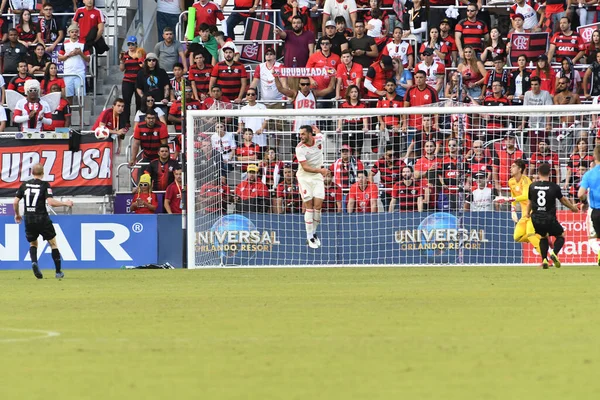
[{"x1": 186, "y1": 104, "x2": 600, "y2": 267}]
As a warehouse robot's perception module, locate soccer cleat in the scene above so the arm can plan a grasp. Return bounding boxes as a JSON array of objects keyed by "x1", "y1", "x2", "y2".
[
  {"x1": 313, "y1": 234, "x2": 321, "y2": 247},
  {"x1": 32, "y1": 262, "x2": 43, "y2": 279},
  {"x1": 307, "y1": 238, "x2": 319, "y2": 249},
  {"x1": 55, "y1": 272, "x2": 64, "y2": 279},
  {"x1": 549, "y1": 251, "x2": 561, "y2": 269},
  {"x1": 541, "y1": 259, "x2": 549, "y2": 269}
]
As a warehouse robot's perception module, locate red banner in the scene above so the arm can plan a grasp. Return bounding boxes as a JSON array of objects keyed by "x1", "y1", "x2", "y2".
[
  {"x1": 0, "y1": 137, "x2": 113, "y2": 196},
  {"x1": 509, "y1": 32, "x2": 549, "y2": 66},
  {"x1": 577, "y1": 22, "x2": 600, "y2": 44},
  {"x1": 522, "y1": 211, "x2": 597, "y2": 265}
]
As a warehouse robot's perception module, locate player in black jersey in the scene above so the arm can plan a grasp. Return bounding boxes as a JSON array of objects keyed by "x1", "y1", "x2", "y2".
[
  {"x1": 13, "y1": 163, "x2": 74, "y2": 279},
  {"x1": 526, "y1": 163, "x2": 579, "y2": 269}
]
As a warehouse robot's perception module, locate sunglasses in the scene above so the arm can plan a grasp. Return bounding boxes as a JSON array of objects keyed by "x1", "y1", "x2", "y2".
[
  {"x1": 139, "y1": 183, "x2": 149, "y2": 187},
  {"x1": 247, "y1": 92, "x2": 256, "y2": 96},
  {"x1": 147, "y1": 59, "x2": 157, "y2": 62},
  {"x1": 127, "y1": 42, "x2": 137, "y2": 46},
  {"x1": 299, "y1": 83, "x2": 310, "y2": 86},
  {"x1": 467, "y1": 9, "x2": 477, "y2": 12}
]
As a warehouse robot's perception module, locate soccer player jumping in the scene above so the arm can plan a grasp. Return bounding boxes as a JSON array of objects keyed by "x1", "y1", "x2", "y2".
[
  {"x1": 295, "y1": 125, "x2": 328, "y2": 249},
  {"x1": 578, "y1": 145, "x2": 600, "y2": 266},
  {"x1": 507, "y1": 159, "x2": 541, "y2": 255},
  {"x1": 527, "y1": 163, "x2": 579, "y2": 269}
]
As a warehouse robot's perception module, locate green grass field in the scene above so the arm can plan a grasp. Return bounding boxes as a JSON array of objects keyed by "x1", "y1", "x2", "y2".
[{"x1": 1, "y1": 267, "x2": 600, "y2": 399}]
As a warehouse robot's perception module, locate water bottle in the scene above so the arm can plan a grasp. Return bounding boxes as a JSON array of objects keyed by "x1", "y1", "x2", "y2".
[{"x1": 292, "y1": 57, "x2": 297, "y2": 68}]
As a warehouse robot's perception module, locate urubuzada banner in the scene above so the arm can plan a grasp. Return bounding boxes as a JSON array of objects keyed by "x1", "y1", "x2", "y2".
[
  {"x1": 0, "y1": 136, "x2": 112, "y2": 196},
  {"x1": 577, "y1": 22, "x2": 600, "y2": 44},
  {"x1": 509, "y1": 32, "x2": 549, "y2": 66},
  {"x1": 274, "y1": 67, "x2": 337, "y2": 77}
]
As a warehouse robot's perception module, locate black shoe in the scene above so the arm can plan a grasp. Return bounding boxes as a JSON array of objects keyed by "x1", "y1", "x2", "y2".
[{"x1": 32, "y1": 262, "x2": 43, "y2": 279}]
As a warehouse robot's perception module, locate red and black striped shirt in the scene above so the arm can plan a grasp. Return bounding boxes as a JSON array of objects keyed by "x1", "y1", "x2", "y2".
[
  {"x1": 276, "y1": 180, "x2": 302, "y2": 213},
  {"x1": 168, "y1": 99, "x2": 204, "y2": 131},
  {"x1": 483, "y1": 95, "x2": 510, "y2": 129},
  {"x1": 210, "y1": 61, "x2": 249, "y2": 100},
  {"x1": 122, "y1": 53, "x2": 143, "y2": 83},
  {"x1": 260, "y1": 160, "x2": 284, "y2": 190},
  {"x1": 43, "y1": 98, "x2": 71, "y2": 131},
  {"x1": 550, "y1": 31, "x2": 585, "y2": 62},
  {"x1": 189, "y1": 64, "x2": 212, "y2": 96},
  {"x1": 455, "y1": 19, "x2": 489, "y2": 52},
  {"x1": 377, "y1": 95, "x2": 404, "y2": 127},
  {"x1": 371, "y1": 158, "x2": 406, "y2": 189},
  {"x1": 568, "y1": 153, "x2": 594, "y2": 171},
  {"x1": 133, "y1": 121, "x2": 169, "y2": 160},
  {"x1": 8, "y1": 75, "x2": 33, "y2": 95},
  {"x1": 146, "y1": 158, "x2": 180, "y2": 191},
  {"x1": 391, "y1": 181, "x2": 422, "y2": 211},
  {"x1": 323, "y1": 184, "x2": 343, "y2": 212}
]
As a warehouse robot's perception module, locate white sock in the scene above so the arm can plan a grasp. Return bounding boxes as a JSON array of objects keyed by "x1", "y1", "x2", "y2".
[
  {"x1": 313, "y1": 209, "x2": 321, "y2": 234},
  {"x1": 304, "y1": 209, "x2": 314, "y2": 240},
  {"x1": 589, "y1": 239, "x2": 600, "y2": 254}
]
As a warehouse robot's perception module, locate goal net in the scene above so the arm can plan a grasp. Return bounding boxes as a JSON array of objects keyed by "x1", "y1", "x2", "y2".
[{"x1": 186, "y1": 103, "x2": 600, "y2": 268}]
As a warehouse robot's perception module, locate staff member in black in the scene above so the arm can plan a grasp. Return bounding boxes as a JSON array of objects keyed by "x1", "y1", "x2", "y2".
[
  {"x1": 526, "y1": 163, "x2": 578, "y2": 269},
  {"x1": 13, "y1": 163, "x2": 74, "y2": 279}
]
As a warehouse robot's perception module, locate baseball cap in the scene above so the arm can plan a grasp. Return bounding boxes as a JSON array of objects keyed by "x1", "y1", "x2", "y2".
[
  {"x1": 340, "y1": 144, "x2": 352, "y2": 152},
  {"x1": 422, "y1": 48, "x2": 434, "y2": 56},
  {"x1": 537, "y1": 54, "x2": 548, "y2": 61},
  {"x1": 325, "y1": 20, "x2": 336, "y2": 28},
  {"x1": 222, "y1": 42, "x2": 236, "y2": 52},
  {"x1": 265, "y1": 47, "x2": 276, "y2": 55},
  {"x1": 381, "y1": 55, "x2": 393, "y2": 69},
  {"x1": 139, "y1": 173, "x2": 152, "y2": 185},
  {"x1": 127, "y1": 35, "x2": 138, "y2": 44},
  {"x1": 440, "y1": 18, "x2": 450, "y2": 25},
  {"x1": 511, "y1": 13, "x2": 525, "y2": 20},
  {"x1": 474, "y1": 172, "x2": 486, "y2": 179},
  {"x1": 146, "y1": 52, "x2": 158, "y2": 60},
  {"x1": 247, "y1": 164, "x2": 258, "y2": 173}
]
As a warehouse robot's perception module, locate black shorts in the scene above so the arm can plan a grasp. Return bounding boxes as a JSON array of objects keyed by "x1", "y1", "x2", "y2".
[
  {"x1": 531, "y1": 213, "x2": 564, "y2": 237},
  {"x1": 591, "y1": 209, "x2": 600, "y2": 237},
  {"x1": 24, "y1": 215, "x2": 56, "y2": 243}
]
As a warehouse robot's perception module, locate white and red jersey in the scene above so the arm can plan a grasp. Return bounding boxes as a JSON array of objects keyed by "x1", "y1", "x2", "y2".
[
  {"x1": 13, "y1": 98, "x2": 52, "y2": 132},
  {"x1": 382, "y1": 40, "x2": 413, "y2": 67},
  {"x1": 295, "y1": 133, "x2": 324, "y2": 179},
  {"x1": 293, "y1": 90, "x2": 317, "y2": 130},
  {"x1": 254, "y1": 61, "x2": 284, "y2": 102},
  {"x1": 415, "y1": 61, "x2": 445, "y2": 90},
  {"x1": 510, "y1": 2, "x2": 539, "y2": 31}
]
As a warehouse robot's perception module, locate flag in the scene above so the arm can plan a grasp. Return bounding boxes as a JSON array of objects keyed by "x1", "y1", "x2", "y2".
[
  {"x1": 241, "y1": 18, "x2": 276, "y2": 63},
  {"x1": 577, "y1": 22, "x2": 600, "y2": 44},
  {"x1": 509, "y1": 32, "x2": 549, "y2": 66}
]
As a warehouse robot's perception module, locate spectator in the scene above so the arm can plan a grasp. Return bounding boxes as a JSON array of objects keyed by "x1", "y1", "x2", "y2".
[
  {"x1": 369, "y1": 146, "x2": 405, "y2": 208},
  {"x1": 169, "y1": 63, "x2": 186, "y2": 101},
  {"x1": 455, "y1": 4, "x2": 489, "y2": 59},
  {"x1": 366, "y1": 8, "x2": 385, "y2": 40},
  {"x1": 482, "y1": 80, "x2": 510, "y2": 142},
  {"x1": 214, "y1": 31, "x2": 240, "y2": 63},
  {"x1": 547, "y1": 17, "x2": 585, "y2": 64},
  {"x1": 73, "y1": 0, "x2": 110, "y2": 54},
  {"x1": 493, "y1": 132, "x2": 523, "y2": 194},
  {"x1": 336, "y1": 49, "x2": 364, "y2": 99},
  {"x1": 554, "y1": 75, "x2": 582, "y2": 153},
  {"x1": 322, "y1": 0, "x2": 357, "y2": 36},
  {"x1": 234, "y1": 164, "x2": 270, "y2": 212},
  {"x1": 437, "y1": 138, "x2": 463, "y2": 210},
  {"x1": 565, "y1": 138, "x2": 593, "y2": 190},
  {"x1": 506, "y1": 14, "x2": 527, "y2": 58},
  {"x1": 583, "y1": 51, "x2": 600, "y2": 100},
  {"x1": 203, "y1": 85, "x2": 233, "y2": 109},
  {"x1": 236, "y1": 128, "x2": 262, "y2": 173},
  {"x1": 483, "y1": 55, "x2": 509, "y2": 97},
  {"x1": 27, "y1": 44, "x2": 51, "y2": 77},
  {"x1": 189, "y1": 49, "x2": 213, "y2": 101},
  {"x1": 130, "y1": 110, "x2": 169, "y2": 167},
  {"x1": 585, "y1": 29, "x2": 600, "y2": 63},
  {"x1": 154, "y1": 27, "x2": 187, "y2": 73},
  {"x1": 222, "y1": 0, "x2": 259, "y2": 40},
  {"x1": 466, "y1": 139, "x2": 493, "y2": 181},
  {"x1": 58, "y1": 24, "x2": 90, "y2": 105},
  {"x1": 0, "y1": 13, "x2": 8, "y2": 43},
  {"x1": 542, "y1": 0, "x2": 569, "y2": 34},
  {"x1": 164, "y1": 167, "x2": 185, "y2": 214},
  {"x1": 480, "y1": 27, "x2": 506, "y2": 66},
  {"x1": 444, "y1": 70, "x2": 467, "y2": 102},
  {"x1": 377, "y1": 79, "x2": 407, "y2": 156},
  {"x1": 323, "y1": 169, "x2": 343, "y2": 213},
  {"x1": 169, "y1": 86, "x2": 203, "y2": 132},
  {"x1": 135, "y1": 95, "x2": 168, "y2": 128},
  {"x1": 508, "y1": 54, "x2": 531, "y2": 105},
  {"x1": 467, "y1": 172, "x2": 493, "y2": 211},
  {"x1": 192, "y1": 0, "x2": 224, "y2": 37},
  {"x1": 439, "y1": 18, "x2": 457, "y2": 67},
  {"x1": 335, "y1": 15, "x2": 353, "y2": 39},
  {"x1": 8, "y1": 61, "x2": 34, "y2": 95},
  {"x1": 510, "y1": 0, "x2": 541, "y2": 32},
  {"x1": 554, "y1": 75, "x2": 581, "y2": 107},
  {"x1": 145, "y1": 144, "x2": 181, "y2": 191},
  {"x1": 403, "y1": 70, "x2": 439, "y2": 132},
  {"x1": 259, "y1": 147, "x2": 284, "y2": 193},
  {"x1": 130, "y1": 173, "x2": 158, "y2": 214},
  {"x1": 92, "y1": 98, "x2": 129, "y2": 144},
  {"x1": 414, "y1": 48, "x2": 444, "y2": 95},
  {"x1": 199, "y1": 172, "x2": 231, "y2": 214},
  {"x1": 348, "y1": 170, "x2": 378, "y2": 213},
  {"x1": 364, "y1": 54, "x2": 394, "y2": 100},
  {"x1": 13, "y1": 80, "x2": 52, "y2": 133},
  {"x1": 318, "y1": 19, "x2": 348, "y2": 56},
  {"x1": 156, "y1": 0, "x2": 183, "y2": 42},
  {"x1": 120, "y1": 36, "x2": 145, "y2": 121},
  {"x1": 337, "y1": 85, "x2": 369, "y2": 157},
  {"x1": 414, "y1": 139, "x2": 440, "y2": 205},
  {"x1": 238, "y1": 88, "x2": 268, "y2": 147},
  {"x1": 277, "y1": 16, "x2": 314, "y2": 68},
  {"x1": 419, "y1": 26, "x2": 449, "y2": 67},
  {"x1": 281, "y1": 0, "x2": 312, "y2": 31},
  {"x1": 275, "y1": 76, "x2": 332, "y2": 131},
  {"x1": 2, "y1": 29, "x2": 28, "y2": 74},
  {"x1": 49, "y1": 0, "x2": 77, "y2": 33},
  {"x1": 382, "y1": 27, "x2": 414, "y2": 70},
  {"x1": 276, "y1": 164, "x2": 302, "y2": 214},
  {"x1": 389, "y1": 166, "x2": 423, "y2": 212},
  {"x1": 402, "y1": 0, "x2": 428, "y2": 44},
  {"x1": 135, "y1": 53, "x2": 171, "y2": 107},
  {"x1": 16, "y1": 9, "x2": 38, "y2": 48},
  {"x1": 531, "y1": 54, "x2": 556, "y2": 95},
  {"x1": 529, "y1": 139, "x2": 560, "y2": 183},
  {"x1": 42, "y1": 84, "x2": 71, "y2": 131},
  {"x1": 41, "y1": 63, "x2": 65, "y2": 96},
  {"x1": 521, "y1": 76, "x2": 553, "y2": 134},
  {"x1": 415, "y1": 115, "x2": 442, "y2": 157},
  {"x1": 348, "y1": 20, "x2": 378, "y2": 68},
  {"x1": 556, "y1": 57, "x2": 580, "y2": 94},
  {"x1": 209, "y1": 45, "x2": 248, "y2": 104},
  {"x1": 306, "y1": 36, "x2": 340, "y2": 94},
  {"x1": 456, "y1": 45, "x2": 486, "y2": 101},
  {"x1": 210, "y1": 120, "x2": 237, "y2": 172},
  {"x1": 364, "y1": 0, "x2": 389, "y2": 36},
  {"x1": 250, "y1": 47, "x2": 286, "y2": 110},
  {"x1": 392, "y1": 57, "x2": 413, "y2": 99},
  {"x1": 188, "y1": 23, "x2": 219, "y2": 66},
  {"x1": 331, "y1": 144, "x2": 365, "y2": 193}
]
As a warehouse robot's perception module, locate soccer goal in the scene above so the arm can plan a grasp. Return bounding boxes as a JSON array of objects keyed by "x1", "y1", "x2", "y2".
[{"x1": 186, "y1": 103, "x2": 600, "y2": 268}]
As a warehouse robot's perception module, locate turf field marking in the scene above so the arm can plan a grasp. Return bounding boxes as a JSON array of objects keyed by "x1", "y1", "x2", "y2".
[{"x1": 0, "y1": 327, "x2": 61, "y2": 343}]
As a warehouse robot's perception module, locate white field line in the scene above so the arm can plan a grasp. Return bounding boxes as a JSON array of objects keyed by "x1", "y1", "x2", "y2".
[{"x1": 0, "y1": 327, "x2": 61, "y2": 343}]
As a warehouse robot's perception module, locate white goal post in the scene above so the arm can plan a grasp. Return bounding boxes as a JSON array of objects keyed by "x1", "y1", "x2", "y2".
[{"x1": 186, "y1": 104, "x2": 600, "y2": 268}]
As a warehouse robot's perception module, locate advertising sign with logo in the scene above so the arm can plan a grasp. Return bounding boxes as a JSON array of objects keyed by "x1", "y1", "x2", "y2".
[
  {"x1": 0, "y1": 215, "x2": 157, "y2": 270},
  {"x1": 522, "y1": 210, "x2": 597, "y2": 265},
  {"x1": 0, "y1": 136, "x2": 112, "y2": 196}
]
